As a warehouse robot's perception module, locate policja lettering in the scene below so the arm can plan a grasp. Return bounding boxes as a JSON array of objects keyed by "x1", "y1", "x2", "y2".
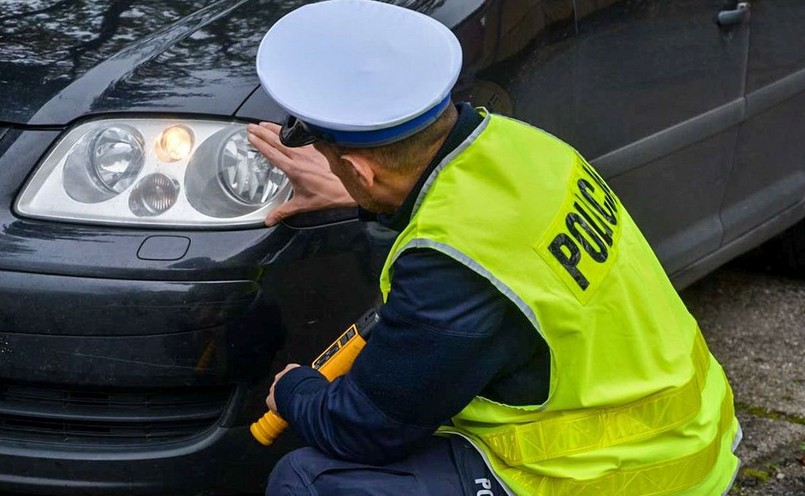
[
  {"x1": 540, "y1": 158, "x2": 621, "y2": 302},
  {"x1": 474, "y1": 478, "x2": 495, "y2": 496}
]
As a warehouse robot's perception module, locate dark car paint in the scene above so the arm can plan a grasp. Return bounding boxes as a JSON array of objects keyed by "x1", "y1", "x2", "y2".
[
  {"x1": 722, "y1": 0, "x2": 805, "y2": 245},
  {"x1": 0, "y1": 0, "x2": 803, "y2": 494},
  {"x1": 0, "y1": 0, "x2": 270, "y2": 126},
  {"x1": 0, "y1": 0, "x2": 486, "y2": 127}
]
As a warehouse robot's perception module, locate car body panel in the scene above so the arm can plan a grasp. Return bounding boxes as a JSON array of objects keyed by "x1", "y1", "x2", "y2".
[
  {"x1": 569, "y1": 0, "x2": 747, "y2": 276},
  {"x1": 484, "y1": 0, "x2": 749, "y2": 275},
  {"x1": 0, "y1": 423, "x2": 294, "y2": 495},
  {"x1": 0, "y1": 270, "x2": 259, "y2": 337},
  {"x1": 0, "y1": 1, "x2": 803, "y2": 495},
  {"x1": 721, "y1": 0, "x2": 805, "y2": 244},
  {"x1": 0, "y1": 0, "x2": 261, "y2": 125}
]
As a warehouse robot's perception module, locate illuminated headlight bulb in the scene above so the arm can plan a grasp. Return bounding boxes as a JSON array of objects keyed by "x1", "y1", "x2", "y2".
[
  {"x1": 156, "y1": 126, "x2": 194, "y2": 162},
  {"x1": 129, "y1": 173, "x2": 180, "y2": 217}
]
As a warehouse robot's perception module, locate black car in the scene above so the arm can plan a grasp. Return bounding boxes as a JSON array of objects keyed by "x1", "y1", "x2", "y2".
[{"x1": 0, "y1": 1, "x2": 802, "y2": 494}]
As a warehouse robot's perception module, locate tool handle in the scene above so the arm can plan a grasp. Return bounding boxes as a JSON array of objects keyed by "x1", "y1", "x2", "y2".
[
  {"x1": 249, "y1": 341, "x2": 361, "y2": 446},
  {"x1": 250, "y1": 313, "x2": 376, "y2": 446},
  {"x1": 250, "y1": 411, "x2": 288, "y2": 446}
]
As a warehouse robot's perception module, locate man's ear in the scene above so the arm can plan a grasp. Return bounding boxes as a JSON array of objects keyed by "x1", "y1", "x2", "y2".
[{"x1": 341, "y1": 153, "x2": 375, "y2": 188}]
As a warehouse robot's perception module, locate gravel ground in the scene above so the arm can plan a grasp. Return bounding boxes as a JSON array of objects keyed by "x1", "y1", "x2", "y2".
[{"x1": 680, "y1": 257, "x2": 805, "y2": 496}]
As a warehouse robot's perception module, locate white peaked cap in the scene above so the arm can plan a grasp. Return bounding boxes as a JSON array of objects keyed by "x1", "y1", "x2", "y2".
[{"x1": 256, "y1": 0, "x2": 463, "y2": 146}]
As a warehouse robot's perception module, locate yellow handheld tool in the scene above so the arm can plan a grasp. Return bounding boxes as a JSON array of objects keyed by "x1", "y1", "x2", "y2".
[{"x1": 250, "y1": 309, "x2": 379, "y2": 446}]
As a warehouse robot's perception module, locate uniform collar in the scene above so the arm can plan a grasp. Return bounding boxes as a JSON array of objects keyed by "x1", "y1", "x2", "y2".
[{"x1": 360, "y1": 103, "x2": 484, "y2": 231}]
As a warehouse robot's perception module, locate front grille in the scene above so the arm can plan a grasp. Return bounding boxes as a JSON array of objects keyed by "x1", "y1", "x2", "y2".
[{"x1": 0, "y1": 382, "x2": 233, "y2": 446}]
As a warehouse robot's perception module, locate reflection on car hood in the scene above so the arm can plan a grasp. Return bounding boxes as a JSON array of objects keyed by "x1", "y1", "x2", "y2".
[
  {"x1": 0, "y1": 0, "x2": 464, "y2": 127},
  {"x1": 0, "y1": 0, "x2": 287, "y2": 125}
]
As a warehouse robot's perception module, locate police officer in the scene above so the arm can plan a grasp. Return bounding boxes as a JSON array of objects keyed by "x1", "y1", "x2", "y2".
[{"x1": 247, "y1": 1, "x2": 742, "y2": 494}]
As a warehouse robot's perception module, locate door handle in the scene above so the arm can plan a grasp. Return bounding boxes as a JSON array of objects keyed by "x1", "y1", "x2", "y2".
[{"x1": 717, "y1": 2, "x2": 750, "y2": 26}]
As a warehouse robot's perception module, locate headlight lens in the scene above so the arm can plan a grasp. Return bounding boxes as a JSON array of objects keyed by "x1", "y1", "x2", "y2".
[
  {"x1": 220, "y1": 130, "x2": 284, "y2": 205},
  {"x1": 129, "y1": 173, "x2": 181, "y2": 217},
  {"x1": 16, "y1": 119, "x2": 291, "y2": 228},
  {"x1": 90, "y1": 125, "x2": 145, "y2": 193}
]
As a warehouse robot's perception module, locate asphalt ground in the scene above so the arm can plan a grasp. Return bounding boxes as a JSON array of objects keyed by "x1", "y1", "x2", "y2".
[{"x1": 681, "y1": 255, "x2": 805, "y2": 495}]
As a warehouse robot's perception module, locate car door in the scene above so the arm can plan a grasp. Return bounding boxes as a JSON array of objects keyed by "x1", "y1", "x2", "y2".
[
  {"x1": 720, "y1": 0, "x2": 805, "y2": 245},
  {"x1": 570, "y1": 0, "x2": 750, "y2": 279},
  {"x1": 478, "y1": 0, "x2": 749, "y2": 280}
]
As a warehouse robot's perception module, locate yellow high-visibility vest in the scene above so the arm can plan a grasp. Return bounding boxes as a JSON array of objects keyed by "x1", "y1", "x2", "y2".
[{"x1": 379, "y1": 111, "x2": 741, "y2": 495}]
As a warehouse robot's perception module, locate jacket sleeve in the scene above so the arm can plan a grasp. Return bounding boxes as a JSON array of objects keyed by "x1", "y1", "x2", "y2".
[{"x1": 273, "y1": 248, "x2": 518, "y2": 464}]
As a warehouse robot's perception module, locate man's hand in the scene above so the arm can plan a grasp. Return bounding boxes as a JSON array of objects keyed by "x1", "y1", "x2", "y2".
[
  {"x1": 247, "y1": 122, "x2": 356, "y2": 226},
  {"x1": 266, "y1": 363, "x2": 301, "y2": 413}
]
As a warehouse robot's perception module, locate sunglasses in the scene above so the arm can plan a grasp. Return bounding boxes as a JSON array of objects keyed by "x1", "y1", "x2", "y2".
[{"x1": 279, "y1": 115, "x2": 325, "y2": 147}]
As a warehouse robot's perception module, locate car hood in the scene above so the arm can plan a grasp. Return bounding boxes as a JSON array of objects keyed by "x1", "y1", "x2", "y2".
[
  {"x1": 0, "y1": 0, "x2": 296, "y2": 126},
  {"x1": 0, "y1": 0, "x2": 473, "y2": 127}
]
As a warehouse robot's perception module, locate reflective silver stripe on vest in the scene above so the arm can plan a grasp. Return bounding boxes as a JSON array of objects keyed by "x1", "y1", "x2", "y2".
[
  {"x1": 722, "y1": 425, "x2": 743, "y2": 496},
  {"x1": 411, "y1": 111, "x2": 492, "y2": 218},
  {"x1": 389, "y1": 238, "x2": 546, "y2": 349}
]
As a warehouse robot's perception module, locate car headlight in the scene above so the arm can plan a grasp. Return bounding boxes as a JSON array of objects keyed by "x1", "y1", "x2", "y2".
[{"x1": 16, "y1": 119, "x2": 291, "y2": 228}]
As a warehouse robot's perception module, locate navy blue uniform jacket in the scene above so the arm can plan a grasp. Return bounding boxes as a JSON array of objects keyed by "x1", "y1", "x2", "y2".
[{"x1": 275, "y1": 104, "x2": 551, "y2": 465}]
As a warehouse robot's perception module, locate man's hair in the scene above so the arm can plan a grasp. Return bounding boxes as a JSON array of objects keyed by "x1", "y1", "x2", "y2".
[{"x1": 326, "y1": 103, "x2": 457, "y2": 174}]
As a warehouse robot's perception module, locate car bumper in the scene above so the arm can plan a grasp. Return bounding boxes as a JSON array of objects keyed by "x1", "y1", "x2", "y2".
[
  {"x1": 0, "y1": 268, "x2": 273, "y2": 495},
  {"x1": 0, "y1": 220, "x2": 388, "y2": 495},
  {"x1": 0, "y1": 420, "x2": 297, "y2": 495},
  {"x1": 0, "y1": 269, "x2": 266, "y2": 386}
]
